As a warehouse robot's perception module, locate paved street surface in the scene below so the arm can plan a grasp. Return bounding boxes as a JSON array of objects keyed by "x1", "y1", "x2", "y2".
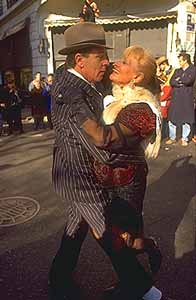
[{"x1": 0, "y1": 125, "x2": 195, "y2": 300}]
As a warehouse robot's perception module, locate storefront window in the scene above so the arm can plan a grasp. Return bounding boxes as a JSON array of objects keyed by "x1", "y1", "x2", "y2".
[{"x1": 7, "y1": 0, "x2": 19, "y2": 9}]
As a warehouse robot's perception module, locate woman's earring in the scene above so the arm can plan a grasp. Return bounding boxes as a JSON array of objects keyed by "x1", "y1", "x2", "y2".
[{"x1": 129, "y1": 79, "x2": 135, "y2": 89}]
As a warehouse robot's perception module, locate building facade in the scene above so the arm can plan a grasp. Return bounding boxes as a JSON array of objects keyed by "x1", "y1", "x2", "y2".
[
  {"x1": 0, "y1": 0, "x2": 195, "y2": 88},
  {"x1": 0, "y1": 0, "x2": 48, "y2": 87}
]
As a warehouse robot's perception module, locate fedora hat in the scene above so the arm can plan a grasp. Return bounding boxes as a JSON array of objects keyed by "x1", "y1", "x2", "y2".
[
  {"x1": 156, "y1": 56, "x2": 168, "y2": 66},
  {"x1": 58, "y1": 22, "x2": 112, "y2": 55}
]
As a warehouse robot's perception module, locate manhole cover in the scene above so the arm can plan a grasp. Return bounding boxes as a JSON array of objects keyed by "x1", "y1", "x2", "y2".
[{"x1": 0, "y1": 196, "x2": 40, "y2": 227}]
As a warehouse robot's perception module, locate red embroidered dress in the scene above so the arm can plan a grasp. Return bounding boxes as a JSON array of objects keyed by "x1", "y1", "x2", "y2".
[{"x1": 93, "y1": 103, "x2": 156, "y2": 187}]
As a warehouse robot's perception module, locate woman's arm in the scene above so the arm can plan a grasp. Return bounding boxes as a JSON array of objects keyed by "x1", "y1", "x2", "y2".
[
  {"x1": 81, "y1": 118, "x2": 134, "y2": 147},
  {"x1": 81, "y1": 103, "x2": 156, "y2": 148}
]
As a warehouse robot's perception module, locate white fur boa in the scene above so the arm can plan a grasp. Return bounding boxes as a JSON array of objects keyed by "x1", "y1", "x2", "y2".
[{"x1": 103, "y1": 84, "x2": 162, "y2": 159}]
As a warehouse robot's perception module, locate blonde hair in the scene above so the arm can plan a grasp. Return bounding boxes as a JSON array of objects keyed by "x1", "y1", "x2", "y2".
[
  {"x1": 124, "y1": 45, "x2": 157, "y2": 89},
  {"x1": 103, "y1": 45, "x2": 161, "y2": 159}
]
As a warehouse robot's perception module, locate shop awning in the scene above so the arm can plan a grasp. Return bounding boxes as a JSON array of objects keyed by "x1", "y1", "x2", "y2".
[{"x1": 45, "y1": 11, "x2": 177, "y2": 33}]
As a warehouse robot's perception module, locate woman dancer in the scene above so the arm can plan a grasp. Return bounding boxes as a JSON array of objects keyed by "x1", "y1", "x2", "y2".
[{"x1": 79, "y1": 45, "x2": 162, "y2": 300}]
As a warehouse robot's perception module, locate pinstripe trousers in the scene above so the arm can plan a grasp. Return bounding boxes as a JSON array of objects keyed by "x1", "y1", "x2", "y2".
[{"x1": 49, "y1": 172, "x2": 153, "y2": 300}]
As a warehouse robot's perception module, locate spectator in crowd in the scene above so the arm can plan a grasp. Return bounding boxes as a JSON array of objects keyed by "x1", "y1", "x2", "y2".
[
  {"x1": 30, "y1": 81, "x2": 47, "y2": 130},
  {"x1": 42, "y1": 73, "x2": 54, "y2": 129},
  {"x1": 28, "y1": 72, "x2": 46, "y2": 92},
  {"x1": 156, "y1": 56, "x2": 174, "y2": 82},
  {"x1": 3, "y1": 81, "x2": 24, "y2": 135},
  {"x1": 79, "y1": 0, "x2": 100, "y2": 22},
  {"x1": 156, "y1": 56, "x2": 175, "y2": 139},
  {"x1": 166, "y1": 52, "x2": 196, "y2": 146}
]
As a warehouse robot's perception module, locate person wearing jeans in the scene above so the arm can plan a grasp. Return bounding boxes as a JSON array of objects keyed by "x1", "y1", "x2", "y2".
[
  {"x1": 166, "y1": 52, "x2": 196, "y2": 147},
  {"x1": 168, "y1": 121, "x2": 191, "y2": 143}
]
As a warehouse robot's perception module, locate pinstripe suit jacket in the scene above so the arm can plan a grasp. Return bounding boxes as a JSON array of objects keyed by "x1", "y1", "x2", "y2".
[{"x1": 51, "y1": 66, "x2": 123, "y2": 207}]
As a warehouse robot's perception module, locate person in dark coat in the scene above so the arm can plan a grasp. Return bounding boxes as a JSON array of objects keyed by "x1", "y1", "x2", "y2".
[
  {"x1": 49, "y1": 22, "x2": 156, "y2": 300},
  {"x1": 3, "y1": 81, "x2": 24, "y2": 135},
  {"x1": 166, "y1": 52, "x2": 196, "y2": 146},
  {"x1": 30, "y1": 81, "x2": 47, "y2": 130}
]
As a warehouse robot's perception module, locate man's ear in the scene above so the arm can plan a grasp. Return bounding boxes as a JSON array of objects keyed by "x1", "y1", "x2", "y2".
[
  {"x1": 75, "y1": 53, "x2": 84, "y2": 68},
  {"x1": 134, "y1": 72, "x2": 144, "y2": 84}
]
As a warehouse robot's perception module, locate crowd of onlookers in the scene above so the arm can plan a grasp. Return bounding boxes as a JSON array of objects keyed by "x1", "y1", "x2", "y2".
[
  {"x1": 0, "y1": 50, "x2": 196, "y2": 147},
  {"x1": 0, "y1": 72, "x2": 53, "y2": 136}
]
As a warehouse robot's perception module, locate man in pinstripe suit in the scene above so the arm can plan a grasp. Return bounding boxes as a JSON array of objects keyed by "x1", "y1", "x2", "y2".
[{"x1": 49, "y1": 22, "x2": 153, "y2": 300}]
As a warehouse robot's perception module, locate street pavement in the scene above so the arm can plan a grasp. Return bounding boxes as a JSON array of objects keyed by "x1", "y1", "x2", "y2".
[{"x1": 0, "y1": 125, "x2": 195, "y2": 300}]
